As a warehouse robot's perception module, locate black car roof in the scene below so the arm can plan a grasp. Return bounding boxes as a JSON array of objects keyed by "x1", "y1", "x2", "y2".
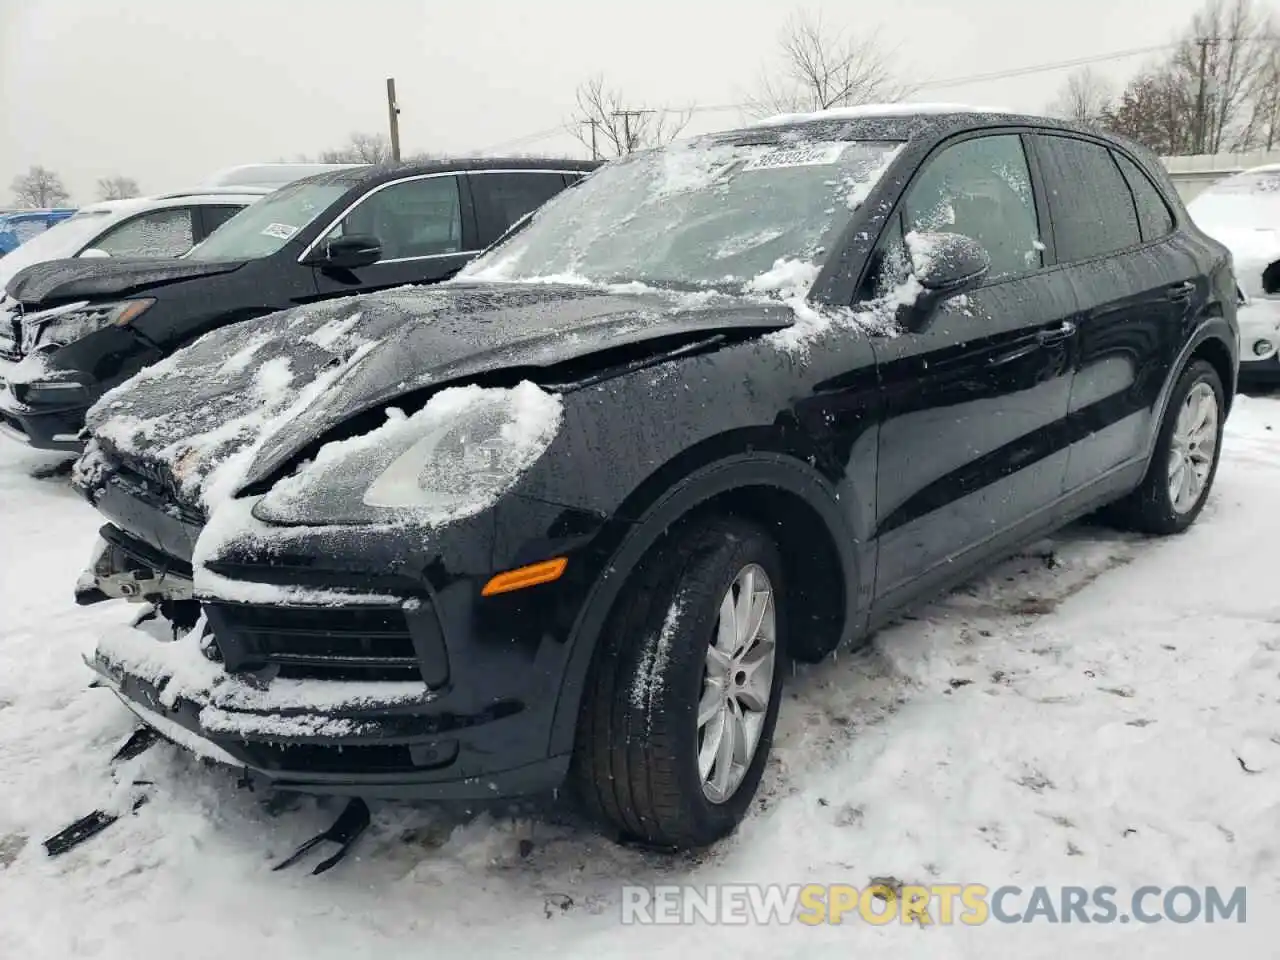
[
  {"x1": 711, "y1": 108, "x2": 1125, "y2": 149},
  {"x1": 295, "y1": 156, "x2": 601, "y2": 189}
]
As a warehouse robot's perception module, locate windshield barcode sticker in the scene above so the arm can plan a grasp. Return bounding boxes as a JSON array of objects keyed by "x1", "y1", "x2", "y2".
[
  {"x1": 741, "y1": 143, "x2": 846, "y2": 171},
  {"x1": 261, "y1": 223, "x2": 298, "y2": 240}
]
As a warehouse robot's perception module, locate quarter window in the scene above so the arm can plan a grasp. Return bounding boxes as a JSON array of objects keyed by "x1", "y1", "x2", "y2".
[
  {"x1": 1114, "y1": 152, "x2": 1174, "y2": 242},
  {"x1": 902, "y1": 134, "x2": 1043, "y2": 280},
  {"x1": 476, "y1": 172, "x2": 566, "y2": 231},
  {"x1": 1035, "y1": 136, "x2": 1140, "y2": 261},
  {"x1": 92, "y1": 209, "x2": 195, "y2": 258},
  {"x1": 325, "y1": 175, "x2": 463, "y2": 261}
]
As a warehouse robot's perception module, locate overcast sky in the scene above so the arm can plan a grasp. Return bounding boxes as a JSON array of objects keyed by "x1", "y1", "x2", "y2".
[{"x1": 2, "y1": 0, "x2": 1214, "y2": 204}]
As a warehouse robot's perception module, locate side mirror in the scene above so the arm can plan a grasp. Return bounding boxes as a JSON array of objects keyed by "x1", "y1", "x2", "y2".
[
  {"x1": 79, "y1": 248, "x2": 111, "y2": 259},
  {"x1": 306, "y1": 234, "x2": 382, "y2": 270},
  {"x1": 901, "y1": 230, "x2": 990, "y2": 329}
]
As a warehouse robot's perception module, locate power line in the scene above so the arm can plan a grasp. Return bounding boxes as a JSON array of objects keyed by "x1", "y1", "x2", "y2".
[{"x1": 479, "y1": 41, "x2": 1190, "y2": 154}]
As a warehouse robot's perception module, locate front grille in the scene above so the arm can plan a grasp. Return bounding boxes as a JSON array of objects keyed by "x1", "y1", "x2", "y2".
[
  {"x1": 203, "y1": 602, "x2": 424, "y2": 682},
  {"x1": 235, "y1": 741, "x2": 456, "y2": 774}
]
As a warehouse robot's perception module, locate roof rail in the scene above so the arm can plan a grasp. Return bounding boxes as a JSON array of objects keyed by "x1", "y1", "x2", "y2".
[{"x1": 151, "y1": 185, "x2": 277, "y2": 200}]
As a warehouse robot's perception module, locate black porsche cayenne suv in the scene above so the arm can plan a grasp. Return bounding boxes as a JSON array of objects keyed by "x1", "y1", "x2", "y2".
[
  {"x1": 0, "y1": 157, "x2": 596, "y2": 452},
  {"x1": 71, "y1": 108, "x2": 1237, "y2": 850}
]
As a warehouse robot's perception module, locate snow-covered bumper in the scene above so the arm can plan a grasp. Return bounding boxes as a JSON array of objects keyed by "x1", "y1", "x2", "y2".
[
  {"x1": 76, "y1": 461, "x2": 609, "y2": 800},
  {"x1": 85, "y1": 607, "x2": 573, "y2": 800},
  {"x1": 0, "y1": 384, "x2": 89, "y2": 452}
]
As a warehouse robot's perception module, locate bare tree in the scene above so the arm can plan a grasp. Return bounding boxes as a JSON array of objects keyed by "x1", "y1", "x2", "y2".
[
  {"x1": 96, "y1": 175, "x2": 140, "y2": 200},
  {"x1": 1168, "y1": 0, "x2": 1276, "y2": 152},
  {"x1": 745, "y1": 8, "x2": 909, "y2": 118},
  {"x1": 10, "y1": 166, "x2": 71, "y2": 208},
  {"x1": 1047, "y1": 67, "x2": 1114, "y2": 125},
  {"x1": 1103, "y1": 68, "x2": 1196, "y2": 155},
  {"x1": 567, "y1": 75, "x2": 692, "y2": 158},
  {"x1": 1234, "y1": 35, "x2": 1280, "y2": 149},
  {"x1": 317, "y1": 132, "x2": 392, "y2": 164}
]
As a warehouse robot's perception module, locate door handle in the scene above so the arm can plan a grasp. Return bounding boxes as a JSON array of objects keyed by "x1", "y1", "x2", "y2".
[
  {"x1": 1168, "y1": 280, "x2": 1196, "y2": 301},
  {"x1": 1036, "y1": 320, "x2": 1077, "y2": 345}
]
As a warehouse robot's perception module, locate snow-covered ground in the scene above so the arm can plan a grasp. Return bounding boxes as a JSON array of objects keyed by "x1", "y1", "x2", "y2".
[{"x1": 1, "y1": 396, "x2": 1278, "y2": 958}]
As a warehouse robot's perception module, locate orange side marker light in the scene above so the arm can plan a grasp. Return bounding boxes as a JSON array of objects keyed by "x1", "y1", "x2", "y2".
[{"x1": 480, "y1": 557, "x2": 568, "y2": 597}]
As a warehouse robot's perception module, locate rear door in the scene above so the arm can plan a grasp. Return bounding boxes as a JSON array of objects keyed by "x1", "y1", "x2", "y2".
[
  {"x1": 310, "y1": 173, "x2": 479, "y2": 297},
  {"x1": 866, "y1": 131, "x2": 1079, "y2": 608},
  {"x1": 1029, "y1": 134, "x2": 1193, "y2": 492},
  {"x1": 468, "y1": 171, "x2": 573, "y2": 247}
]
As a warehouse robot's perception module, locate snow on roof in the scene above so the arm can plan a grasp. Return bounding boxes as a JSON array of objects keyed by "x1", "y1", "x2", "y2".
[{"x1": 751, "y1": 102, "x2": 1017, "y2": 128}]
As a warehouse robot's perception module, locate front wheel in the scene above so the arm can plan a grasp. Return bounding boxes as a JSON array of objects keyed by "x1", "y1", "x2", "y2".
[
  {"x1": 570, "y1": 515, "x2": 786, "y2": 849},
  {"x1": 1104, "y1": 358, "x2": 1225, "y2": 535}
]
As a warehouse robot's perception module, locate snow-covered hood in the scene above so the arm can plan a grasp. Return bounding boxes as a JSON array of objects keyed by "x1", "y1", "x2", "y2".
[
  {"x1": 6, "y1": 257, "x2": 246, "y2": 306},
  {"x1": 84, "y1": 282, "x2": 791, "y2": 509},
  {"x1": 1188, "y1": 193, "x2": 1280, "y2": 296}
]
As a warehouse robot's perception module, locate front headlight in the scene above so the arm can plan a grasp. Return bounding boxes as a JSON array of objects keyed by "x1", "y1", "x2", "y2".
[
  {"x1": 251, "y1": 381, "x2": 564, "y2": 526},
  {"x1": 25, "y1": 298, "x2": 155, "y2": 350}
]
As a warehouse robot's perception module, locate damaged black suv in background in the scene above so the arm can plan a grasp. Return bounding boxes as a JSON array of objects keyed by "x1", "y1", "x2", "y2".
[
  {"x1": 71, "y1": 107, "x2": 1236, "y2": 852},
  {"x1": 0, "y1": 158, "x2": 595, "y2": 451}
]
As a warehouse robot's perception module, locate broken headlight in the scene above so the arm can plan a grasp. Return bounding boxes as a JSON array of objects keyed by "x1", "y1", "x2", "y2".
[
  {"x1": 24, "y1": 298, "x2": 155, "y2": 351},
  {"x1": 251, "y1": 382, "x2": 563, "y2": 526}
]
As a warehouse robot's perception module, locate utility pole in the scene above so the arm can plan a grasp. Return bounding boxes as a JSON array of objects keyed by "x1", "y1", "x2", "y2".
[
  {"x1": 386, "y1": 77, "x2": 402, "y2": 163},
  {"x1": 1193, "y1": 38, "x2": 1218, "y2": 155},
  {"x1": 611, "y1": 109, "x2": 655, "y2": 153},
  {"x1": 582, "y1": 118, "x2": 600, "y2": 160}
]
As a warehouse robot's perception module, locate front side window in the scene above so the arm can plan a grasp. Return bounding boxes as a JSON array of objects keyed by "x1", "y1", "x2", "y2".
[
  {"x1": 323, "y1": 175, "x2": 463, "y2": 261},
  {"x1": 1036, "y1": 135, "x2": 1141, "y2": 262},
  {"x1": 460, "y1": 137, "x2": 903, "y2": 292},
  {"x1": 185, "y1": 180, "x2": 348, "y2": 261},
  {"x1": 902, "y1": 134, "x2": 1043, "y2": 280},
  {"x1": 93, "y1": 209, "x2": 195, "y2": 258}
]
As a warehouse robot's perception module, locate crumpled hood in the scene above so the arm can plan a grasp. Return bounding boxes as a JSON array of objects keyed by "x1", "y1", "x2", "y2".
[
  {"x1": 83, "y1": 281, "x2": 791, "y2": 509},
  {"x1": 6, "y1": 257, "x2": 246, "y2": 306}
]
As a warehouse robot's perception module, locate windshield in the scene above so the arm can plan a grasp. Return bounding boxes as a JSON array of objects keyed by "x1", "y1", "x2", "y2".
[
  {"x1": 0, "y1": 209, "x2": 115, "y2": 287},
  {"x1": 185, "y1": 181, "x2": 348, "y2": 261},
  {"x1": 459, "y1": 136, "x2": 903, "y2": 292}
]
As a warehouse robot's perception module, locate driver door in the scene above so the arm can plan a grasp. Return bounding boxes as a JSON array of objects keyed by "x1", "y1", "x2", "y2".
[
  {"x1": 867, "y1": 132, "x2": 1080, "y2": 610},
  {"x1": 311, "y1": 173, "x2": 479, "y2": 296}
]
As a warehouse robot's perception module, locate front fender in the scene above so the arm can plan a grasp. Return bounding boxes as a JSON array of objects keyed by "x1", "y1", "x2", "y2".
[{"x1": 545, "y1": 451, "x2": 862, "y2": 758}]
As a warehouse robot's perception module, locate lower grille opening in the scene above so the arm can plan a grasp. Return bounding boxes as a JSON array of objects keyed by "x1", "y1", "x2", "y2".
[
  {"x1": 237, "y1": 740, "x2": 456, "y2": 774},
  {"x1": 203, "y1": 602, "x2": 423, "y2": 682}
]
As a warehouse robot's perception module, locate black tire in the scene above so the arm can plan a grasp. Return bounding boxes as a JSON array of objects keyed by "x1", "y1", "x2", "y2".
[
  {"x1": 1103, "y1": 359, "x2": 1225, "y2": 535},
  {"x1": 570, "y1": 514, "x2": 787, "y2": 850}
]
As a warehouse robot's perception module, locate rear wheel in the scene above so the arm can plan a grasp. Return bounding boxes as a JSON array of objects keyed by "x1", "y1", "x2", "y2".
[
  {"x1": 570, "y1": 515, "x2": 786, "y2": 849},
  {"x1": 1104, "y1": 359, "x2": 1225, "y2": 535}
]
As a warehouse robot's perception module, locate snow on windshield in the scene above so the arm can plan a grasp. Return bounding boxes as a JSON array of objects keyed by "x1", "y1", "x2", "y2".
[{"x1": 461, "y1": 137, "x2": 903, "y2": 293}]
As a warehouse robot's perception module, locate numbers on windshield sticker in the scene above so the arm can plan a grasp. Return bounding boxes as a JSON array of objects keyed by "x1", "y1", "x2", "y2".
[
  {"x1": 261, "y1": 223, "x2": 298, "y2": 240},
  {"x1": 741, "y1": 143, "x2": 847, "y2": 171}
]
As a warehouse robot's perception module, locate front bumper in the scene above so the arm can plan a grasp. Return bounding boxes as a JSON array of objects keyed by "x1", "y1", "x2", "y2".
[
  {"x1": 87, "y1": 633, "x2": 570, "y2": 800},
  {"x1": 0, "y1": 390, "x2": 88, "y2": 451},
  {"x1": 1236, "y1": 296, "x2": 1280, "y2": 373},
  {"x1": 77, "y1": 454, "x2": 612, "y2": 801}
]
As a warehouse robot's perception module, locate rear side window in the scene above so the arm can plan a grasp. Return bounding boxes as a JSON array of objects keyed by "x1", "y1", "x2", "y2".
[
  {"x1": 1113, "y1": 152, "x2": 1175, "y2": 241},
  {"x1": 1035, "y1": 136, "x2": 1140, "y2": 261},
  {"x1": 92, "y1": 208, "x2": 195, "y2": 258},
  {"x1": 473, "y1": 172, "x2": 566, "y2": 244},
  {"x1": 200, "y1": 204, "x2": 244, "y2": 238}
]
